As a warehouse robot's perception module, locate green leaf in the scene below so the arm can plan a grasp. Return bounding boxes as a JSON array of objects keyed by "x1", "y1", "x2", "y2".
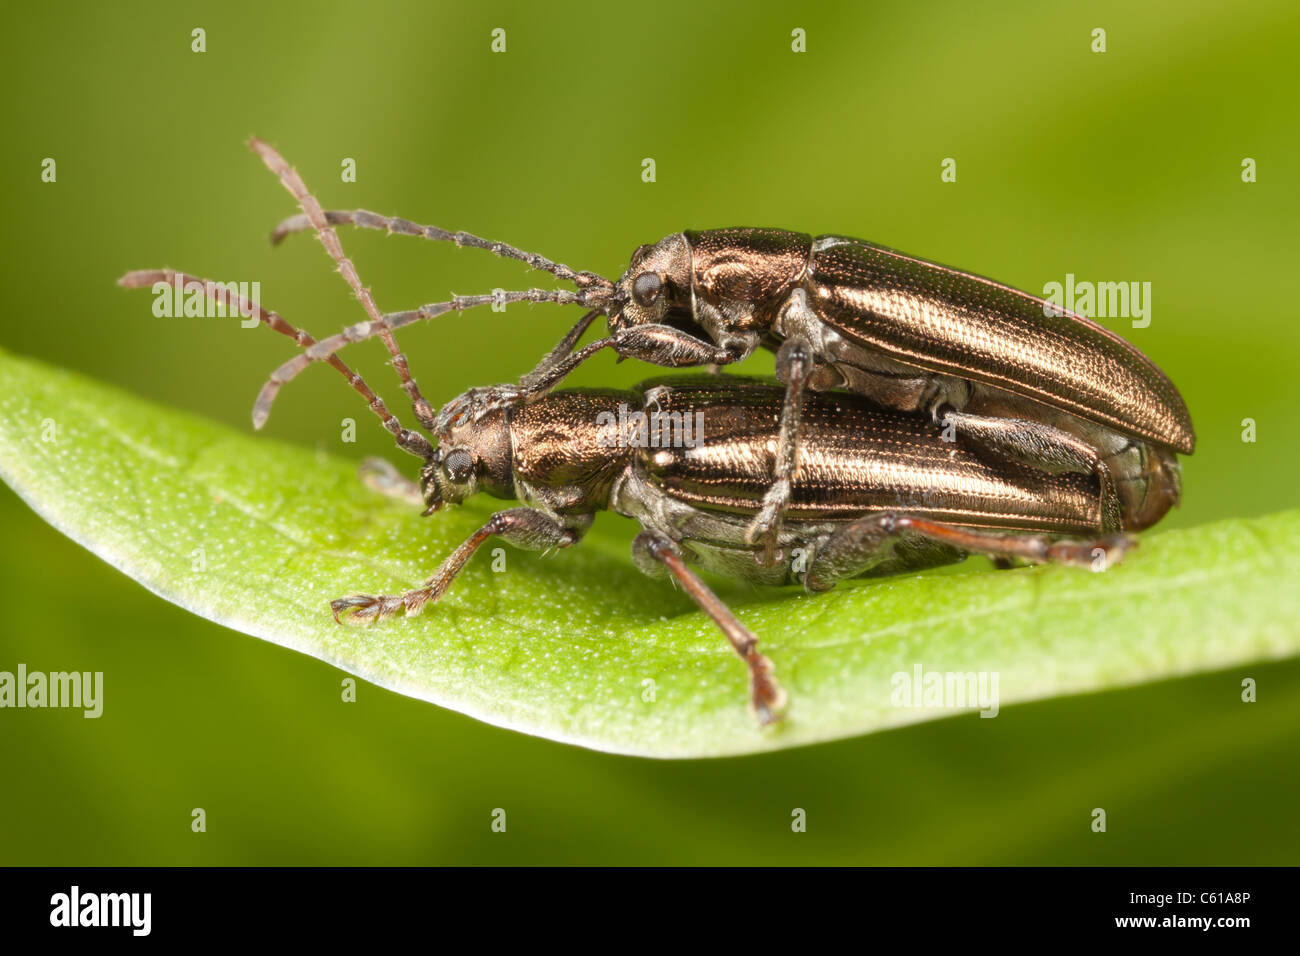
[{"x1": 1, "y1": 347, "x2": 1296, "y2": 758}]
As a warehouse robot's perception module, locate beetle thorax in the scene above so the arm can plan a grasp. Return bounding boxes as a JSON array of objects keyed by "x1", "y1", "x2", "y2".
[{"x1": 507, "y1": 391, "x2": 640, "y2": 507}]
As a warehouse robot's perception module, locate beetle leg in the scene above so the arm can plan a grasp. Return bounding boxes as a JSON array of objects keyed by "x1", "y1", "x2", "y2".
[
  {"x1": 607, "y1": 324, "x2": 738, "y2": 367},
  {"x1": 804, "y1": 513, "x2": 1134, "y2": 592},
  {"x1": 744, "y1": 338, "x2": 814, "y2": 566},
  {"x1": 330, "y1": 508, "x2": 585, "y2": 624},
  {"x1": 934, "y1": 410, "x2": 1124, "y2": 532},
  {"x1": 432, "y1": 309, "x2": 605, "y2": 429},
  {"x1": 507, "y1": 321, "x2": 733, "y2": 399},
  {"x1": 357, "y1": 457, "x2": 424, "y2": 508},
  {"x1": 435, "y1": 324, "x2": 736, "y2": 430},
  {"x1": 632, "y1": 531, "x2": 787, "y2": 726},
  {"x1": 516, "y1": 309, "x2": 604, "y2": 390}
]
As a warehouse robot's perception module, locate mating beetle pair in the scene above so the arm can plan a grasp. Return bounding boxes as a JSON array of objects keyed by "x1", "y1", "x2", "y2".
[
  {"x1": 120, "y1": 140, "x2": 1193, "y2": 724},
  {"x1": 266, "y1": 213, "x2": 1194, "y2": 562}
]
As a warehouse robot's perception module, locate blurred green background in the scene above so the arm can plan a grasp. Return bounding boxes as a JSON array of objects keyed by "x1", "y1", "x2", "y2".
[{"x1": 2, "y1": 0, "x2": 1298, "y2": 864}]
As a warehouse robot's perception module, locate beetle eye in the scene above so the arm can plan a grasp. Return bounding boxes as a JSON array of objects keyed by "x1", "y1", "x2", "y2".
[
  {"x1": 632, "y1": 271, "x2": 663, "y2": 307},
  {"x1": 444, "y1": 449, "x2": 474, "y2": 482}
]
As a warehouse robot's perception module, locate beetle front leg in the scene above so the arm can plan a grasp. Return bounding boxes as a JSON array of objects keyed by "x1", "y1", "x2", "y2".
[
  {"x1": 804, "y1": 513, "x2": 1134, "y2": 592},
  {"x1": 516, "y1": 309, "x2": 604, "y2": 390},
  {"x1": 331, "y1": 508, "x2": 586, "y2": 624},
  {"x1": 438, "y1": 324, "x2": 737, "y2": 430},
  {"x1": 434, "y1": 310, "x2": 603, "y2": 429},
  {"x1": 632, "y1": 531, "x2": 787, "y2": 725},
  {"x1": 744, "y1": 338, "x2": 814, "y2": 566}
]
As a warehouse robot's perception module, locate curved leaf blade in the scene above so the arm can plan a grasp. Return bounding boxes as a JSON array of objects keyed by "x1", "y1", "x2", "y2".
[{"x1": 1, "y1": 348, "x2": 1296, "y2": 757}]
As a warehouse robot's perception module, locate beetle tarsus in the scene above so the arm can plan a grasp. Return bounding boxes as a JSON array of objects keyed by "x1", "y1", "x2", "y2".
[
  {"x1": 747, "y1": 650, "x2": 788, "y2": 727},
  {"x1": 1045, "y1": 533, "x2": 1136, "y2": 570},
  {"x1": 331, "y1": 594, "x2": 381, "y2": 625},
  {"x1": 331, "y1": 588, "x2": 434, "y2": 625}
]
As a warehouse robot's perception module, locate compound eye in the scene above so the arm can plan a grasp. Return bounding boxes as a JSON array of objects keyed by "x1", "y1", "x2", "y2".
[
  {"x1": 444, "y1": 448, "x2": 474, "y2": 482},
  {"x1": 632, "y1": 271, "x2": 663, "y2": 307}
]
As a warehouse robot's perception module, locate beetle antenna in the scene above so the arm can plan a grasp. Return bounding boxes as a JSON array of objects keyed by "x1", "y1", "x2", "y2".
[
  {"x1": 116, "y1": 269, "x2": 432, "y2": 459},
  {"x1": 249, "y1": 138, "x2": 439, "y2": 434},
  {"x1": 270, "y1": 207, "x2": 616, "y2": 296},
  {"x1": 251, "y1": 286, "x2": 621, "y2": 411}
]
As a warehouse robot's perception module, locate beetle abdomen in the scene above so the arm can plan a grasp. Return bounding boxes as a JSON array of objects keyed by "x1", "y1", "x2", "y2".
[{"x1": 805, "y1": 237, "x2": 1195, "y2": 454}]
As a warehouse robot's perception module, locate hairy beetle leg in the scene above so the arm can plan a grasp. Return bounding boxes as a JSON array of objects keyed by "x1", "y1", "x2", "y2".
[
  {"x1": 433, "y1": 308, "x2": 606, "y2": 427},
  {"x1": 633, "y1": 532, "x2": 787, "y2": 726},
  {"x1": 331, "y1": 508, "x2": 583, "y2": 625},
  {"x1": 358, "y1": 457, "x2": 424, "y2": 508},
  {"x1": 516, "y1": 309, "x2": 603, "y2": 390},
  {"x1": 434, "y1": 321, "x2": 735, "y2": 432}
]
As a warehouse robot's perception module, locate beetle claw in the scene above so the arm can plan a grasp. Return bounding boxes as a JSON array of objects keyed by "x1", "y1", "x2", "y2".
[
  {"x1": 748, "y1": 653, "x2": 788, "y2": 727},
  {"x1": 331, "y1": 594, "x2": 380, "y2": 625}
]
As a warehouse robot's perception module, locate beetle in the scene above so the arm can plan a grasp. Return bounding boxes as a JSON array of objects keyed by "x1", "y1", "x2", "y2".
[
  {"x1": 357, "y1": 371, "x2": 1153, "y2": 722},
  {"x1": 265, "y1": 211, "x2": 1194, "y2": 568},
  {"x1": 117, "y1": 140, "x2": 1171, "y2": 724}
]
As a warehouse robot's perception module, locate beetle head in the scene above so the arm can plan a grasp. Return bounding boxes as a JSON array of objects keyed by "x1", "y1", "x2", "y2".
[
  {"x1": 609, "y1": 233, "x2": 693, "y2": 332},
  {"x1": 419, "y1": 400, "x2": 516, "y2": 513}
]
